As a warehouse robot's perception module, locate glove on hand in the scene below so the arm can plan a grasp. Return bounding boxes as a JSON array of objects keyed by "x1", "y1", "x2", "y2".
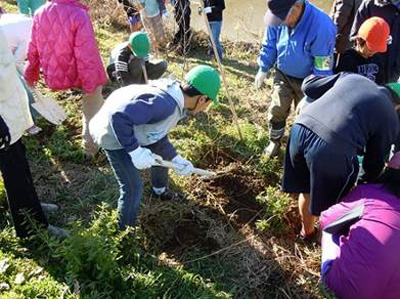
[
  {"x1": 255, "y1": 70, "x2": 267, "y2": 89},
  {"x1": 0, "y1": 116, "x2": 11, "y2": 149},
  {"x1": 172, "y1": 155, "x2": 194, "y2": 176},
  {"x1": 204, "y1": 7, "x2": 212, "y2": 14},
  {"x1": 129, "y1": 146, "x2": 156, "y2": 169}
]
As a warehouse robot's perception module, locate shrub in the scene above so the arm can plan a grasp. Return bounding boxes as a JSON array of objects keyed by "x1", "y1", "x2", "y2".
[{"x1": 255, "y1": 186, "x2": 292, "y2": 234}]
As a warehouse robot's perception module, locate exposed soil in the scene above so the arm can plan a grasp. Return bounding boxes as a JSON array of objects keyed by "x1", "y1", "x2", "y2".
[
  {"x1": 191, "y1": 163, "x2": 267, "y2": 227},
  {"x1": 163, "y1": 211, "x2": 220, "y2": 254}
]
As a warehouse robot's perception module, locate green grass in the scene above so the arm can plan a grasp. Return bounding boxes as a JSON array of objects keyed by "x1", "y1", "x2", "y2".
[{"x1": 0, "y1": 1, "x2": 322, "y2": 298}]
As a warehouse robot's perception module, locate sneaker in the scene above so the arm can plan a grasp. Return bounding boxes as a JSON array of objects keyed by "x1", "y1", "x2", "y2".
[
  {"x1": 40, "y1": 202, "x2": 59, "y2": 213},
  {"x1": 263, "y1": 141, "x2": 281, "y2": 158},
  {"x1": 154, "y1": 189, "x2": 186, "y2": 201},
  {"x1": 48, "y1": 225, "x2": 69, "y2": 238}
]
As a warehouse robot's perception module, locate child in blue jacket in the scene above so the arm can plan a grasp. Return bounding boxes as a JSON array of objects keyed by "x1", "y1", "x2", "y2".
[{"x1": 89, "y1": 65, "x2": 221, "y2": 229}]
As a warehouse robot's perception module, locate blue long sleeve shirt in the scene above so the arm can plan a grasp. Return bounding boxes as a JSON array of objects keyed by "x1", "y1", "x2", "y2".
[
  {"x1": 110, "y1": 92, "x2": 178, "y2": 154},
  {"x1": 257, "y1": 1, "x2": 336, "y2": 79},
  {"x1": 89, "y1": 80, "x2": 185, "y2": 160}
]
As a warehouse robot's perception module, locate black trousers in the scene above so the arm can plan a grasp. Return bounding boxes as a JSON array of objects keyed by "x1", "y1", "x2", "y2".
[
  {"x1": 0, "y1": 139, "x2": 48, "y2": 237},
  {"x1": 173, "y1": 0, "x2": 191, "y2": 50}
]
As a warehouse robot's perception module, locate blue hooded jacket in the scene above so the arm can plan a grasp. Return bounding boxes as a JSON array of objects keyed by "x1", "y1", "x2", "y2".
[{"x1": 257, "y1": 1, "x2": 336, "y2": 79}]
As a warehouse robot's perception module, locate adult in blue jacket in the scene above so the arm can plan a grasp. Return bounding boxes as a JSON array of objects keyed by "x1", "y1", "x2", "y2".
[
  {"x1": 89, "y1": 65, "x2": 221, "y2": 230},
  {"x1": 256, "y1": 0, "x2": 336, "y2": 158},
  {"x1": 283, "y1": 72, "x2": 400, "y2": 241}
]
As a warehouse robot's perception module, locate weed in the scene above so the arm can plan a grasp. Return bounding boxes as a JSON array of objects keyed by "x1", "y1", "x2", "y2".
[{"x1": 256, "y1": 186, "x2": 292, "y2": 234}]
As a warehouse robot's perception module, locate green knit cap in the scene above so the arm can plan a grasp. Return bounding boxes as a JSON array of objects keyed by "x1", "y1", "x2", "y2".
[
  {"x1": 386, "y1": 83, "x2": 400, "y2": 104},
  {"x1": 185, "y1": 65, "x2": 221, "y2": 104},
  {"x1": 129, "y1": 32, "x2": 150, "y2": 58}
]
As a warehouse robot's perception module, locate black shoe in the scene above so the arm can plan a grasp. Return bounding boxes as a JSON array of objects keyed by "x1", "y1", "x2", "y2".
[
  {"x1": 154, "y1": 189, "x2": 186, "y2": 201},
  {"x1": 296, "y1": 227, "x2": 321, "y2": 245}
]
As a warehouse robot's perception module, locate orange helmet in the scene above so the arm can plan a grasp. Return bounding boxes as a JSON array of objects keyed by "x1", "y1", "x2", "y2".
[{"x1": 358, "y1": 17, "x2": 391, "y2": 53}]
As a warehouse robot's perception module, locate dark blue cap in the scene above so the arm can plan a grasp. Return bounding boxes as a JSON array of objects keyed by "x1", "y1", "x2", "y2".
[{"x1": 263, "y1": 0, "x2": 296, "y2": 27}]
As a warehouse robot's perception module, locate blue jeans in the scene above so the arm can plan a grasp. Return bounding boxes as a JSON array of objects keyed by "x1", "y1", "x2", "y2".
[
  {"x1": 209, "y1": 21, "x2": 223, "y2": 59},
  {"x1": 105, "y1": 149, "x2": 169, "y2": 229}
]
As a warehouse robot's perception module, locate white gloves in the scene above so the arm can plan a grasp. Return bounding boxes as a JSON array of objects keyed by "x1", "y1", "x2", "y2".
[
  {"x1": 255, "y1": 69, "x2": 268, "y2": 89},
  {"x1": 204, "y1": 7, "x2": 212, "y2": 14},
  {"x1": 172, "y1": 155, "x2": 194, "y2": 176},
  {"x1": 129, "y1": 146, "x2": 156, "y2": 169}
]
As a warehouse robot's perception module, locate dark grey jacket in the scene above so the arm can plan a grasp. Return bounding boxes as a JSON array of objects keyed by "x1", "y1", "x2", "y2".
[
  {"x1": 350, "y1": 0, "x2": 400, "y2": 83},
  {"x1": 330, "y1": 0, "x2": 362, "y2": 53}
]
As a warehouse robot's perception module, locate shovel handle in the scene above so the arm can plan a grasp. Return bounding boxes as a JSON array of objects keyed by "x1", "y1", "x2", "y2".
[
  {"x1": 142, "y1": 65, "x2": 148, "y2": 84},
  {"x1": 153, "y1": 155, "x2": 216, "y2": 177}
]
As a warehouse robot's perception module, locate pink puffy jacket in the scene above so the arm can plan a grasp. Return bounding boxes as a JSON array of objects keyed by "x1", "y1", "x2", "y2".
[{"x1": 24, "y1": 0, "x2": 107, "y2": 94}]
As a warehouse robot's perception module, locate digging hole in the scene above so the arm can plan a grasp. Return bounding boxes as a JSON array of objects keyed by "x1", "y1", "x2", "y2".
[
  {"x1": 192, "y1": 163, "x2": 266, "y2": 226},
  {"x1": 163, "y1": 212, "x2": 219, "y2": 254}
]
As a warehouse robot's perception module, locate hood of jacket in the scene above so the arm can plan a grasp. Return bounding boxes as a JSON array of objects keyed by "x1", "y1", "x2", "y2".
[
  {"x1": 50, "y1": 0, "x2": 88, "y2": 10},
  {"x1": 148, "y1": 79, "x2": 185, "y2": 114}
]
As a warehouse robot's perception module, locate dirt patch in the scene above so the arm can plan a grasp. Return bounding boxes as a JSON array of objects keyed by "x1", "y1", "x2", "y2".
[
  {"x1": 191, "y1": 163, "x2": 266, "y2": 227},
  {"x1": 163, "y1": 212, "x2": 220, "y2": 254}
]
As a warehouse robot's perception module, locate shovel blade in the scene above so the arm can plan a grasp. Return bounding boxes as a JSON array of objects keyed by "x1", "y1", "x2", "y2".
[{"x1": 32, "y1": 90, "x2": 66, "y2": 125}]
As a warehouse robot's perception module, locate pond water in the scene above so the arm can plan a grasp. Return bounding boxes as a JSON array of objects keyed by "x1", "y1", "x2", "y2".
[{"x1": 190, "y1": 0, "x2": 334, "y2": 43}]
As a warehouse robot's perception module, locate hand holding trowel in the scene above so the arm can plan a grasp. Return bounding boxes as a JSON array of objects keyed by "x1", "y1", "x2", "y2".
[{"x1": 152, "y1": 154, "x2": 216, "y2": 178}]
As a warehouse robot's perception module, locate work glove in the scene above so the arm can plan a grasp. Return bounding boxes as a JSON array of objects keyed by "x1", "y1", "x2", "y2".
[
  {"x1": 129, "y1": 146, "x2": 156, "y2": 170},
  {"x1": 204, "y1": 7, "x2": 212, "y2": 14},
  {"x1": 0, "y1": 116, "x2": 11, "y2": 149},
  {"x1": 255, "y1": 69, "x2": 268, "y2": 89},
  {"x1": 172, "y1": 155, "x2": 194, "y2": 176}
]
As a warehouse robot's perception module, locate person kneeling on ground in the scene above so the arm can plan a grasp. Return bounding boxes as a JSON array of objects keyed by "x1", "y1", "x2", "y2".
[
  {"x1": 89, "y1": 65, "x2": 221, "y2": 230},
  {"x1": 320, "y1": 152, "x2": 400, "y2": 298},
  {"x1": 0, "y1": 28, "x2": 66, "y2": 238},
  {"x1": 282, "y1": 73, "x2": 400, "y2": 241},
  {"x1": 107, "y1": 32, "x2": 168, "y2": 87}
]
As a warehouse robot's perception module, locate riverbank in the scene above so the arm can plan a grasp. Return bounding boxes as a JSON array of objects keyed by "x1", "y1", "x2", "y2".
[{"x1": 0, "y1": 1, "x2": 322, "y2": 297}]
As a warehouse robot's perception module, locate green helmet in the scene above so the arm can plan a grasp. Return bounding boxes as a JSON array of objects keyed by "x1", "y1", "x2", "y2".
[
  {"x1": 129, "y1": 32, "x2": 150, "y2": 58},
  {"x1": 387, "y1": 83, "x2": 400, "y2": 102},
  {"x1": 185, "y1": 65, "x2": 221, "y2": 104}
]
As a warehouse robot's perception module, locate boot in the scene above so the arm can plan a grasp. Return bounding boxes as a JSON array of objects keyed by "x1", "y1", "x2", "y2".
[
  {"x1": 264, "y1": 140, "x2": 281, "y2": 158},
  {"x1": 48, "y1": 225, "x2": 69, "y2": 238},
  {"x1": 40, "y1": 202, "x2": 59, "y2": 213}
]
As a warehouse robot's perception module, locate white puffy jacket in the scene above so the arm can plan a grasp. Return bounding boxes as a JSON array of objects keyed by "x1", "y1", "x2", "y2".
[
  {"x1": 0, "y1": 14, "x2": 32, "y2": 72},
  {"x1": 0, "y1": 28, "x2": 33, "y2": 148}
]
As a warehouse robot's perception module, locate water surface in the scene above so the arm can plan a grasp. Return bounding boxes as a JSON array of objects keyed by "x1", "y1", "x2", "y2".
[{"x1": 190, "y1": 0, "x2": 334, "y2": 42}]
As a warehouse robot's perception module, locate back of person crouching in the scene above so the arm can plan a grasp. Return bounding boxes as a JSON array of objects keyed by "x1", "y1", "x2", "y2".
[
  {"x1": 89, "y1": 65, "x2": 221, "y2": 229},
  {"x1": 320, "y1": 152, "x2": 400, "y2": 298},
  {"x1": 283, "y1": 73, "x2": 400, "y2": 241}
]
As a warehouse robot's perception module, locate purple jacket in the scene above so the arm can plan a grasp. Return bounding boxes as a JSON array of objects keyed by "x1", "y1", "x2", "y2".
[{"x1": 321, "y1": 184, "x2": 400, "y2": 299}]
